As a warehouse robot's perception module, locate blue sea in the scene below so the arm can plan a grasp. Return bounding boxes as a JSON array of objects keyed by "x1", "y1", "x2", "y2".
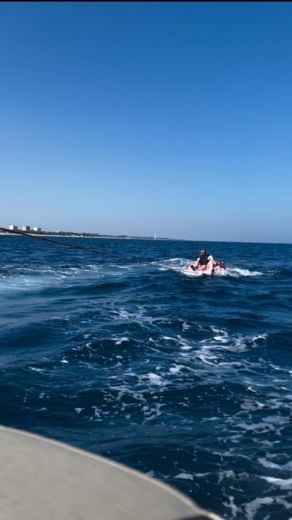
[{"x1": 1, "y1": 236, "x2": 291, "y2": 519}]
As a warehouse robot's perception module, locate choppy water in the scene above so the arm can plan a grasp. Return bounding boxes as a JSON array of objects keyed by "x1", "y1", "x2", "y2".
[{"x1": 0, "y1": 236, "x2": 291, "y2": 519}]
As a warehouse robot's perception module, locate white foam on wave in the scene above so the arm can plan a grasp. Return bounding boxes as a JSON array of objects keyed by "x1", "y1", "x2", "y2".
[
  {"x1": 259, "y1": 458, "x2": 292, "y2": 471},
  {"x1": 184, "y1": 266, "x2": 263, "y2": 278},
  {"x1": 234, "y1": 420, "x2": 276, "y2": 433},
  {"x1": 182, "y1": 268, "x2": 206, "y2": 278},
  {"x1": 113, "y1": 336, "x2": 129, "y2": 345},
  {"x1": 201, "y1": 329, "x2": 268, "y2": 355},
  {"x1": 0, "y1": 261, "x2": 139, "y2": 295},
  {"x1": 146, "y1": 373, "x2": 166, "y2": 386},
  {"x1": 223, "y1": 495, "x2": 241, "y2": 519},
  {"x1": 240, "y1": 400, "x2": 265, "y2": 412},
  {"x1": 175, "y1": 472, "x2": 194, "y2": 481},
  {"x1": 142, "y1": 403, "x2": 163, "y2": 421},
  {"x1": 260, "y1": 476, "x2": 292, "y2": 490},
  {"x1": 113, "y1": 305, "x2": 158, "y2": 326},
  {"x1": 149, "y1": 327, "x2": 270, "y2": 379},
  {"x1": 223, "y1": 475, "x2": 292, "y2": 519},
  {"x1": 263, "y1": 414, "x2": 289, "y2": 426},
  {"x1": 155, "y1": 258, "x2": 263, "y2": 277},
  {"x1": 154, "y1": 257, "x2": 185, "y2": 269},
  {"x1": 245, "y1": 497, "x2": 274, "y2": 520},
  {"x1": 210, "y1": 327, "x2": 229, "y2": 343},
  {"x1": 0, "y1": 264, "x2": 102, "y2": 293},
  {"x1": 74, "y1": 407, "x2": 84, "y2": 414},
  {"x1": 182, "y1": 320, "x2": 191, "y2": 331},
  {"x1": 169, "y1": 364, "x2": 184, "y2": 374}
]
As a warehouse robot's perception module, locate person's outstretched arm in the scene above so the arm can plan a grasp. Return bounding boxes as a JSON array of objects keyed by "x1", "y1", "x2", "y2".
[{"x1": 192, "y1": 257, "x2": 200, "y2": 268}]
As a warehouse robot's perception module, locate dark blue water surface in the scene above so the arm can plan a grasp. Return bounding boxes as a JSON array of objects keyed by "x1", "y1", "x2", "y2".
[{"x1": 1, "y1": 236, "x2": 292, "y2": 519}]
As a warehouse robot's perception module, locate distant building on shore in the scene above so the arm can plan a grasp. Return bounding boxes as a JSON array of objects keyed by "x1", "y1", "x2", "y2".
[{"x1": 8, "y1": 225, "x2": 42, "y2": 232}]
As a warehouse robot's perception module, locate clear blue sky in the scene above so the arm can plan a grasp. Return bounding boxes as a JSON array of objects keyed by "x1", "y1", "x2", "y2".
[{"x1": 1, "y1": 2, "x2": 292, "y2": 242}]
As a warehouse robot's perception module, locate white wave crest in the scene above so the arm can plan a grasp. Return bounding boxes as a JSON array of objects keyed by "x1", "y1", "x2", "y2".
[
  {"x1": 0, "y1": 262, "x2": 137, "y2": 294},
  {"x1": 155, "y1": 258, "x2": 263, "y2": 277},
  {"x1": 260, "y1": 476, "x2": 292, "y2": 490}
]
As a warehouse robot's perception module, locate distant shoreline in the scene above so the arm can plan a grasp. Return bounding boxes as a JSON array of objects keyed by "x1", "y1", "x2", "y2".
[
  {"x1": 0, "y1": 232, "x2": 289, "y2": 245},
  {"x1": 0, "y1": 232, "x2": 170, "y2": 241}
]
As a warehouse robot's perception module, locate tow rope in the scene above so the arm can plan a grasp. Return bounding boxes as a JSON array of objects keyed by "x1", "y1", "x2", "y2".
[{"x1": 0, "y1": 227, "x2": 150, "y2": 264}]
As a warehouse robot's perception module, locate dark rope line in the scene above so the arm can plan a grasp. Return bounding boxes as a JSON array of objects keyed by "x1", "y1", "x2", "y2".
[{"x1": 0, "y1": 227, "x2": 150, "y2": 264}]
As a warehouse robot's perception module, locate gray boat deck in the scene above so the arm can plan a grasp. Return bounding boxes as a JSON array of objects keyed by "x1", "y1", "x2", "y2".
[{"x1": 0, "y1": 426, "x2": 222, "y2": 520}]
